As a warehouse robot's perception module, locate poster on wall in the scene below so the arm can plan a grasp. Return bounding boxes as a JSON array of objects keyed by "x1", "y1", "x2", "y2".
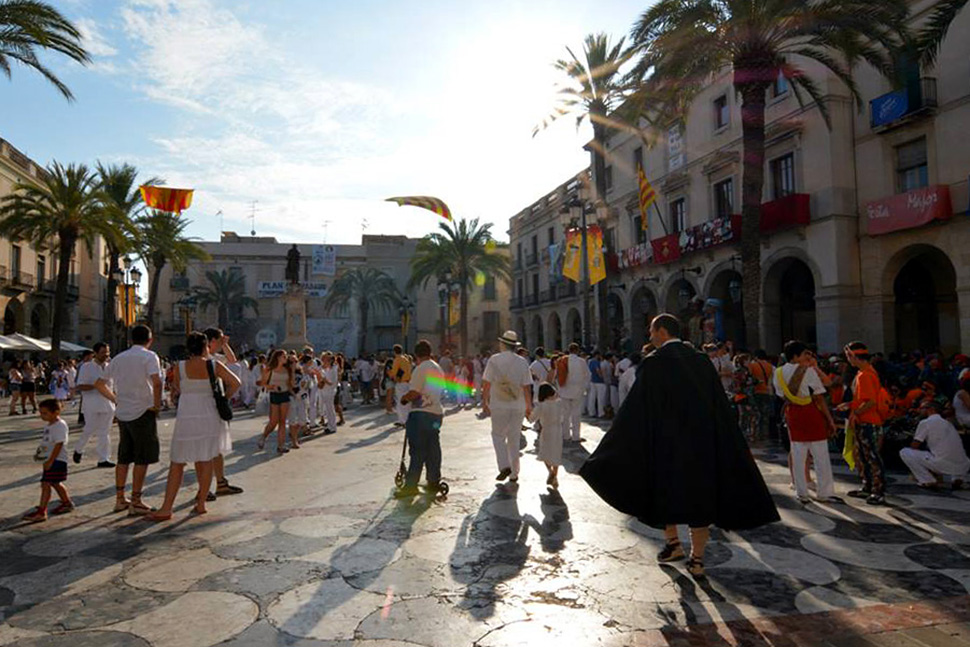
[
  {"x1": 312, "y1": 245, "x2": 337, "y2": 276},
  {"x1": 668, "y1": 125, "x2": 685, "y2": 171},
  {"x1": 257, "y1": 281, "x2": 328, "y2": 298}
]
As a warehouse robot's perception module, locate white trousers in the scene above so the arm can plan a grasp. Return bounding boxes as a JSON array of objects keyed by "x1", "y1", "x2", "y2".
[
  {"x1": 791, "y1": 440, "x2": 835, "y2": 499},
  {"x1": 395, "y1": 382, "x2": 410, "y2": 424},
  {"x1": 74, "y1": 411, "x2": 113, "y2": 462},
  {"x1": 490, "y1": 407, "x2": 524, "y2": 476},
  {"x1": 610, "y1": 385, "x2": 619, "y2": 412},
  {"x1": 900, "y1": 447, "x2": 970, "y2": 485},
  {"x1": 586, "y1": 383, "x2": 607, "y2": 418},
  {"x1": 561, "y1": 397, "x2": 583, "y2": 441},
  {"x1": 320, "y1": 388, "x2": 337, "y2": 430},
  {"x1": 307, "y1": 385, "x2": 319, "y2": 424}
]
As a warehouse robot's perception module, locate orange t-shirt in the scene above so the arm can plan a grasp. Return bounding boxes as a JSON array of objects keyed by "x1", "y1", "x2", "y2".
[
  {"x1": 747, "y1": 360, "x2": 774, "y2": 395},
  {"x1": 851, "y1": 366, "x2": 883, "y2": 425}
]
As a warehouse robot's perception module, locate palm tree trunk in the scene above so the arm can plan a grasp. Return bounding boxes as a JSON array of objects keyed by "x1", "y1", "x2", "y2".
[
  {"x1": 592, "y1": 122, "x2": 611, "y2": 349},
  {"x1": 146, "y1": 258, "x2": 165, "y2": 333},
  {"x1": 218, "y1": 304, "x2": 228, "y2": 331},
  {"x1": 358, "y1": 300, "x2": 369, "y2": 355},
  {"x1": 738, "y1": 83, "x2": 767, "y2": 351},
  {"x1": 460, "y1": 281, "x2": 469, "y2": 357},
  {"x1": 104, "y1": 249, "x2": 120, "y2": 347},
  {"x1": 50, "y1": 231, "x2": 77, "y2": 362}
]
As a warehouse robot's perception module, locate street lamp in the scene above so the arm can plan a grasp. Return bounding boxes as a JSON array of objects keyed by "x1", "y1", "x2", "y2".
[
  {"x1": 178, "y1": 295, "x2": 197, "y2": 336},
  {"x1": 560, "y1": 193, "x2": 595, "y2": 349},
  {"x1": 113, "y1": 256, "x2": 143, "y2": 348},
  {"x1": 437, "y1": 279, "x2": 448, "y2": 350},
  {"x1": 398, "y1": 295, "x2": 415, "y2": 353}
]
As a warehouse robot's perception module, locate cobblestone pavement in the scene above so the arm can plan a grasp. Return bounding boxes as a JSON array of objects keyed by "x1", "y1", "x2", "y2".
[{"x1": 4, "y1": 401, "x2": 970, "y2": 646}]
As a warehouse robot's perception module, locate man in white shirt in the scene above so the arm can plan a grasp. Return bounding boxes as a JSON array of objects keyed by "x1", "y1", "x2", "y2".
[
  {"x1": 529, "y1": 347, "x2": 552, "y2": 403},
  {"x1": 559, "y1": 342, "x2": 592, "y2": 443},
  {"x1": 73, "y1": 342, "x2": 117, "y2": 468},
  {"x1": 107, "y1": 324, "x2": 163, "y2": 516},
  {"x1": 397, "y1": 339, "x2": 446, "y2": 498},
  {"x1": 473, "y1": 354, "x2": 485, "y2": 406},
  {"x1": 356, "y1": 355, "x2": 376, "y2": 404},
  {"x1": 482, "y1": 331, "x2": 533, "y2": 483},
  {"x1": 900, "y1": 399, "x2": 970, "y2": 488}
]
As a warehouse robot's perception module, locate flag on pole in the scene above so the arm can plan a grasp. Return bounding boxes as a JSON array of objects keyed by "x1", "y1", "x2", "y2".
[
  {"x1": 385, "y1": 196, "x2": 453, "y2": 222},
  {"x1": 588, "y1": 225, "x2": 607, "y2": 286},
  {"x1": 562, "y1": 229, "x2": 582, "y2": 282},
  {"x1": 637, "y1": 165, "x2": 657, "y2": 231},
  {"x1": 139, "y1": 186, "x2": 194, "y2": 214}
]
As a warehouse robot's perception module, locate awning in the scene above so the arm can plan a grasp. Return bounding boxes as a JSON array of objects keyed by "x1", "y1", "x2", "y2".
[
  {"x1": 39, "y1": 338, "x2": 92, "y2": 353},
  {"x1": 8, "y1": 333, "x2": 52, "y2": 352},
  {"x1": 0, "y1": 335, "x2": 35, "y2": 351}
]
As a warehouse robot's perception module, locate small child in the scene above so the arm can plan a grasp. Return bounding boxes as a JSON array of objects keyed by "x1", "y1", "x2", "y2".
[
  {"x1": 530, "y1": 382, "x2": 563, "y2": 489},
  {"x1": 23, "y1": 399, "x2": 75, "y2": 522}
]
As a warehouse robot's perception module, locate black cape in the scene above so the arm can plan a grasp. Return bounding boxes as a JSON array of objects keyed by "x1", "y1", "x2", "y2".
[{"x1": 579, "y1": 341, "x2": 780, "y2": 530}]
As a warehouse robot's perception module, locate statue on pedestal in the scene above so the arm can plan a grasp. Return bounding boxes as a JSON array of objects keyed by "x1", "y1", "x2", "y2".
[
  {"x1": 281, "y1": 244, "x2": 310, "y2": 349},
  {"x1": 285, "y1": 244, "x2": 301, "y2": 285}
]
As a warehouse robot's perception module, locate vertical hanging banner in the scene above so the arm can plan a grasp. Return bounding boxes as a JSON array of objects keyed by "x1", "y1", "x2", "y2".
[
  {"x1": 548, "y1": 242, "x2": 562, "y2": 283},
  {"x1": 312, "y1": 245, "x2": 337, "y2": 275},
  {"x1": 587, "y1": 225, "x2": 607, "y2": 286},
  {"x1": 118, "y1": 285, "x2": 137, "y2": 325},
  {"x1": 448, "y1": 291, "x2": 460, "y2": 326},
  {"x1": 562, "y1": 229, "x2": 582, "y2": 282}
]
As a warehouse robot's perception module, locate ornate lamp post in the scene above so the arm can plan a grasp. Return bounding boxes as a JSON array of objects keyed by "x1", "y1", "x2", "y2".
[
  {"x1": 112, "y1": 256, "x2": 142, "y2": 348},
  {"x1": 560, "y1": 193, "x2": 596, "y2": 349},
  {"x1": 398, "y1": 295, "x2": 415, "y2": 353}
]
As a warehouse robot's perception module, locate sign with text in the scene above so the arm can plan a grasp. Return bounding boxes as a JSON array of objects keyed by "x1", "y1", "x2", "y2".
[
  {"x1": 257, "y1": 281, "x2": 328, "y2": 298},
  {"x1": 870, "y1": 89, "x2": 909, "y2": 129},
  {"x1": 668, "y1": 125, "x2": 685, "y2": 171},
  {"x1": 312, "y1": 245, "x2": 337, "y2": 276},
  {"x1": 865, "y1": 185, "x2": 952, "y2": 236},
  {"x1": 618, "y1": 242, "x2": 652, "y2": 270}
]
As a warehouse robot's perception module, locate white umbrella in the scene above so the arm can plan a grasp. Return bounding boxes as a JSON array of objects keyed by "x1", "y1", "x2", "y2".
[
  {"x1": 7, "y1": 333, "x2": 51, "y2": 352},
  {"x1": 0, "y1": 334, "x2": 34, "y2": 351},
  {"x1": 40, "y1": 338, "x2": 91, "y2": 353}
]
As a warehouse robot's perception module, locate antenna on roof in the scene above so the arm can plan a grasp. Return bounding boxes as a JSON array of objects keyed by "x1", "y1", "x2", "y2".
[
  {"x1": 216, "y1": 210, "x2": 224, "y2": 233},
  {"x1": 322, "y1": 219, "x2": 332, "y2": 243},
  {"x1": 249, "y1": 201, "x2": 259, "y2": 236}
]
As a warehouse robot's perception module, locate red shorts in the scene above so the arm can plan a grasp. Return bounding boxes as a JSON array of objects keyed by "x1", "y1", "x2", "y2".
[{"x1": 785, "y1": 402, "x2": 829, "y2": 443}]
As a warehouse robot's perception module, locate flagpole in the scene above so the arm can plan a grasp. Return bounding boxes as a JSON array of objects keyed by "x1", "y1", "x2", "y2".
[{"x1": 652, "y1": 201, "x2": 669, "y2": 237}]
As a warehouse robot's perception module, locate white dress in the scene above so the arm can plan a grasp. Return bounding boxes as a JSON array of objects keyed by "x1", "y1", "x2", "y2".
[
  {"x1": 170, "y1": 361, "x2": 232, "y2": 463},
  {"x1": 531, "y1": 399, "x2": 563, "y2": 465}
]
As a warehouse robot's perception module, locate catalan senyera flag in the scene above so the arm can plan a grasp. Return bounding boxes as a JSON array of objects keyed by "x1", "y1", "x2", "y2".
[
  {"x1": 385, "y1": 196, "x2": 453, "y2": 222},
  {"x1": 448, "y1": 290, "x2": 460, "y2": 326},
  {"x1": 139, "y1": 186, "x2": 194, "y2": 214},
  {"x1": 587, "y1": 225, "x2": 607, "y2": 286},
  {"x1": 562, "y1": 229, "x2": 583, "y2": 282},
  {"x1": 118, "y1": 285, "x2": 137, "y2": 326},
  {"x1": 637, "y1": 164, "x2": 657, "y2": 231}
]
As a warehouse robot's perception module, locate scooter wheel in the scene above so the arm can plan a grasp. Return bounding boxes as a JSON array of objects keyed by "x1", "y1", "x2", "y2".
[
  {"x1": 436, "y1": 481, "x2": 450, "y2": 497},
  {"x1": 394, "y1": 471, "x2": 405, "y2": 488}
]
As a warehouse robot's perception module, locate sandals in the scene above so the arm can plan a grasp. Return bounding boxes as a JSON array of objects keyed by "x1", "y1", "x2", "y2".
[
  {"x1": 127, "y1": 492, "x2": 154, "y2": 517},
  {"x1": 257, "y1": 437, "x2": 265, "y2": 450},
  {"x1": 145, "y1": 511, "x2": 173, "y2": 522},
  {"x1": 21, "y1": 508, "x2": 47, "y2": 523},
  {"x1": 657, "y1": 540, "x2": 686, "y2": 563},
  {"x1": 114, "y1": 486, "x2": 131, "y2": 512},
  {"x1": 51, "y1": 502, "x2": 75, "y2": 515},
  {"x1": 686, "y1": 557, "x2": 706, "y2": 577},
  {"x1": 277, "y1": 446, "x2": 289, "y2": 454}
]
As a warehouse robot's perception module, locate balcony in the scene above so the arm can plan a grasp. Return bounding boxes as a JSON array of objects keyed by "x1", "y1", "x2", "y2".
[
  {"x1": 0, "y1": 265, "x2": 7, "y2": 285},
  {"x1": 510, "y1": 296, "x2": 523, "y2": 310},
  {"x1": 557, "y1": 282, "x2": 578, "y2": 299},
  {"x1": 170, "y1": 276, "x2": 190, "y2": 290},
  {"x1": 513, "y1": 257, "x2": 522, "y2": 272},
  {"x1": 760, "y1": 193, "x2": 811, "y2": 234},
  {"x1": 541, "y1": 288, "x2": 557, "y2": 303},
  {"x1": 525, "y1": 293, "x2": 539, "y2": 307},
  {"x1": 10, "y1": 271, "x2": 34, "y2": 291},
  {"x1": 870, "y1": 77, "x2": 937, "y2": 132},
  {"x1": 526, "y1": 252, "x2": 538, "y2": 267}
]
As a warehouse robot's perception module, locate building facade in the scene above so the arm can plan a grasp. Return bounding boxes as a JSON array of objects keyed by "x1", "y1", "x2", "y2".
[
  {"x1": 154, "y1": 232, "x2": 510, "y2": 358},
  {"x1": 588, "y1": 0, "x2": 970, "y2": 355}
]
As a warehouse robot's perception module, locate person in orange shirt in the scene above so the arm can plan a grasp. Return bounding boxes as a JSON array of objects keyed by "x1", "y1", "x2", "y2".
[
  {"x1": 747, "y1": 350, "x2": 775, "y2": 441},
  {"x1": 838, "y1": 341, "x2": 886, "y2": 505}
]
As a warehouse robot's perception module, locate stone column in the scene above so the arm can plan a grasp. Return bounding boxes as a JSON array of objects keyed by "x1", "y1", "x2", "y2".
[{"x1": 281, "y1": 284, "x2": 310, "y2": 350}]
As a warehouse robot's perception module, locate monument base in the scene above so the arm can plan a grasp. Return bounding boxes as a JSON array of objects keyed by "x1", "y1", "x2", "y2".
[{"x1": 281, "y1": 284, "x2": 310, "y2": 350}]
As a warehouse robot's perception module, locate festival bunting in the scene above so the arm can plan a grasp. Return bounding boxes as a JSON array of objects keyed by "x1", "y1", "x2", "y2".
[
  {"x1": 140, "y1": 186, "x2": 194, "y2": 214},
  {"x1": 385, "y1": 196, "x2": 453, "y2": 222},
  {"x1": 587, "y1": 224, "x2": 607, "y2": 286},
  {"x1": 448, "y1": 290, "x2": 460, "y2": 326},
  {"x1": 562, "y1": 229, "x2": 582, "y2": 282},
  {"x1": 637, "y1": 165, "x2": 657, "y2": 230}
]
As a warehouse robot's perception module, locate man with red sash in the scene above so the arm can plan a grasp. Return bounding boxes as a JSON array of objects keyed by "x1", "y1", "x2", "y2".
[{"x1": 774, "y1": 340, "x2": 839, "y2": 504}]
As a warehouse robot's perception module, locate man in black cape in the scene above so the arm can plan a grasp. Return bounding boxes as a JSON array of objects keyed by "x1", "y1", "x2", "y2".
[{"x1": 579, "y1": 314, "x2": 779, "y2": 576}]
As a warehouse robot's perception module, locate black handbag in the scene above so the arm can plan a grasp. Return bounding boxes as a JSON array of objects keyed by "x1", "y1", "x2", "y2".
[{"x1": 206, "y1": 360, "x2": 234, "y2": 422}]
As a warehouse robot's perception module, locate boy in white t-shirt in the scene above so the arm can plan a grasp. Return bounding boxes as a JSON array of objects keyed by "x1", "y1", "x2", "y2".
[{"x1": 23, "y1": 399, "x2": 75, "y2": 522}]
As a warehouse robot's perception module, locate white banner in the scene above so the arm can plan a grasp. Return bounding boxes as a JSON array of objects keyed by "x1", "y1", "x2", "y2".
[
  {"x1": 257, "y1": 281, "x2": 328, "y2": 298},
  {"x1": 668, "y1": 125, "x2": 685, "y2": 171},
  {"x1": 312, "y1": 245, "x2": 337, "y2": 276}
]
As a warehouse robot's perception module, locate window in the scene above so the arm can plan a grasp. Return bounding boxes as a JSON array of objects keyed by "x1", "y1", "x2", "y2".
[
  {"x1": 531, "y1": 235, "x2": 538, "y2": 256},
  {"x1": 604, "y1": 227, "x2": 615, "y2": 254},
  {"x1": 483, "y1": 311, "x2": 500, "y2": 341},
  {"x1": 714, "y1": 95, "x2": 729, "y2": 130},
  {"x1": 772, "y1": 70, "x2": 789, "y2": 98},
  {"x1": 532, "y1": 273, "x2": 539, "y2": 297},
  {"x1": 771, "y1": 153, "x2": 796, "y2": 199},
  {"x1": 36, "y1": 255, "x2": 46, "y2": 283},
  {"x1": 713, "y1": 179, "x2": 734, "y2": 219},
  {"x1": 11, "y1": 245, "x2": 21, "y2": 278},
  {"x1": 516, "y1": 242, "x2": 522, "y2": 266},
  {"x1": 484, "y1": 276, "x2": 497, "y2": 301},
  {"x1": 896, "y1": 137, "x2": 928, "y2": 193},
  {"x1": 517, "y1": 278, "x2": 523, "y2": 299},
  {"x1": 547, "y1": 226, "x2": 555, "y2": 246},
  {"x1": 604, "y1": 165, "x2": 613, "y2": 191},
  {"x1": 633, "y1": 214, "x2": 647, "y2": 245},
  {"x1": 633, "y1": 146, "x2": 643, "y2": 171},
  {"x1": 669, "y1": 198, "x2": 687, "y2": 234}
]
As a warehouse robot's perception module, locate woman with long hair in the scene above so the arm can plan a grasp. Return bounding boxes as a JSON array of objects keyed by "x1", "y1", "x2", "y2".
[
  {"x1": 8, "y1": 361, "x2": 22, "y2": 415},
  {"x1": 258, "y1": 349, "x2": 295, "y2": 453},
  {"x1": 20, "y1": 360, "x2": 38, "y2": 414}
]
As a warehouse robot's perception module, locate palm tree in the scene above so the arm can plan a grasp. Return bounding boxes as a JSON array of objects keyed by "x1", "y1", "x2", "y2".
[
  {"x1": 918, "y1": 0, "x2": 968, "y2": 66},
  {"x1": 0, "y1": 0, "x2": 90, "y2": 100},
  {"x1": 0, "y1": 162, "x2": 113, "y2": 359},
  {"x1": 137, "y1": 211, "x2": 209, "y2": 332},
  {"x1": 324, "y1": 267, "x2": 400, "y2": 354},
  {"x1": 536, "y1": 32, "x2": 633, "y2": 348},
  {"x1": 191, "y1": 269, "x2": 259, "y2": 332},
  {"x1": 97, "y1": 162, "x2": 158, "y2": 349},
  {"x1": 628, "y1": 0, "x2": 911, "y2": 349},
  {"x1": 409, "y1": 218, "x2": 511, "y2": 356}
]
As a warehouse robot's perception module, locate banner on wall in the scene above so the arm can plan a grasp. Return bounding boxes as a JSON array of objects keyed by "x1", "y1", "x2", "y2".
[
  {"x1": 562, "y1": 229, "x2": 582, "y2": 282},
  {"x1": 312, "y1": 245, "x2": 337, "y2": 275},
  {"x1": 448, "y1": 291, "x2": 460, "y2": 326},
  {"x1": 587, "y1": 225, "x2": 607, "y2": 286},
  {"x1": 257, "y1": 281, "x2": 327, "y2": 298}
]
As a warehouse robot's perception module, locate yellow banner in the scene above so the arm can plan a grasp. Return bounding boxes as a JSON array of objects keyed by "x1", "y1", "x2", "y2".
[
  {"x1": 562, "y1": 229, "x2": 582, "y2": 282},
  {"x1": 448, "y1": 291, "x2": 460, "y2": 326},
  {"x1": 118, "y1": 285, "x2": 137, "y2": 325},
  {"x1": 588, "y1": 225, "x2": 606, "y2": 286}
]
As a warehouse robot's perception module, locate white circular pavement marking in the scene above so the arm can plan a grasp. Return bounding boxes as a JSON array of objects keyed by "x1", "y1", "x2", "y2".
[
  {"x1": 0, "y1": 556, "x2": 122, "y2": 606},
  {"x1": 278, "y1": 514, "x2": 367, "y2": 538},
  {"x1": 267, "y1": 578, "x2": 385, "y2": 641},
  {"x1": 111, "y1": 591, "x2": 256, "y2": 647},
  {"x1": 800, "y1": 534, "x2": 924, "y2": 571},
  {"x1": 711, "y1": 541, "x2": 842, "y2": 585},
  {"x1": 124, "y1": 547, "x2": 244, "y2": 592},
  {"x1": 794, "y1": 586, "x2": 881, "y2": 614}
]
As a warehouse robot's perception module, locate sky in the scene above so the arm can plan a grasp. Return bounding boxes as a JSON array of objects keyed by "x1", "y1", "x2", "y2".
[{"x1": 2, "y1": 0, "x2": 651, "y2": 246}]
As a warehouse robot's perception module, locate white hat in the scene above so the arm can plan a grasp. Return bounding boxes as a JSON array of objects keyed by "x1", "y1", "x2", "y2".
[{"x1": 497, "y1": 330, "x2": 521, "y2": 347}]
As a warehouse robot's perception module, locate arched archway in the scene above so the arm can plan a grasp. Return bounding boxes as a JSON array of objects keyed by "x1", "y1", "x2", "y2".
[
  {"x1": 629, "y1": 286, "x2": 658, "y2": 350},
  {"x1": 764, "y1": 257, "x2": 816, "y2": 352},
  {"x1": 565, "y1": 308, "x2": 582, "y2": 345},
  {"x1": 664, "y1": 279, "x2": 697, "y2": 320},
  {"x1": 29, "y1": 303, "x2": 49, "y2": 339},
  {"x1": 530, "y1": 315, "x2": 544, "y2": 350},
  {"x1": 515, "y1": 317, "x2": 527, "y2": 348},
  {"x1": 606, "y1": 292, "x2": 624, "y2": 351},
  {"x1": 548, "y1": 312, "x2": 563, "y2": 351},
  {"x1": 890, "y1": 246, "x2": 958, "y2": 354},
  {"x1": 3, "y1": 300, "x2": 23, "y2": 335},
  {"x1": 707, "y1": 269, "x2": 744, "y2": 344}
]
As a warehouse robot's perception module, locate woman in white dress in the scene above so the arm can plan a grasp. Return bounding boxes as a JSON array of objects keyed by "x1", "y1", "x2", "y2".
[{"x1": 148, "y1": 332, "x2": 240, "y2": 520}]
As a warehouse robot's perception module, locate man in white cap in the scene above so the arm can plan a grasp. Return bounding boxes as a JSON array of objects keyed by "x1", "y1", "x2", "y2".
[{"x1": 482, "y1": 330, "x2": 533, "y2": 483}]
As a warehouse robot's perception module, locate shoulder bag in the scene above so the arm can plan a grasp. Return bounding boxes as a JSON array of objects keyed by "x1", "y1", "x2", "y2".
[{"x1": 206, "y1": 360, "x2": 234, "y2": 422}]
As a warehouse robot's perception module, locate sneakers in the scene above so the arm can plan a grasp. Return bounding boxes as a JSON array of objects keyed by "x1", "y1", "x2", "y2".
[
  {"x1": 72, "y1": 451, "x2": 82, "y2": 464},
  {"x1": 797, "y1": 496, "x2": 812, "y2": 504},
  {"x1": 96, "y1": 461, "x2": 116, "y2": 469},
  {"x1": 866, "y1": 494, "x2": 886, "y2": 506},
  {"x1": 496, "y1": 468, "x2": 512, "y2": 481},
  {"x1": 846, "y1": 489, "x2": 871, "y2": 499},
  {"x1": 657, "y1": 541, "x2": 686, "y2": 563}
]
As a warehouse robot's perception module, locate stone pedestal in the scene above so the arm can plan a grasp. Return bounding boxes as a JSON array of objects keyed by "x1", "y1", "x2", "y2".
[{"x1": 281, "y1": 284, "x2": 310, "y2": 350}]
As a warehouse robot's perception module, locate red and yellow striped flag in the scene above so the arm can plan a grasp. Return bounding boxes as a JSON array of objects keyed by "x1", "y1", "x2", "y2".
[
  {"x1": 140, "y1": 186, "x2": 194, "y2": 214},
  {"x1": 637, "y1": 165, "x2": 657, "y2": 231},
  {"x1": 385, "y1": 196, "x2": 453, "y2": 222}
]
